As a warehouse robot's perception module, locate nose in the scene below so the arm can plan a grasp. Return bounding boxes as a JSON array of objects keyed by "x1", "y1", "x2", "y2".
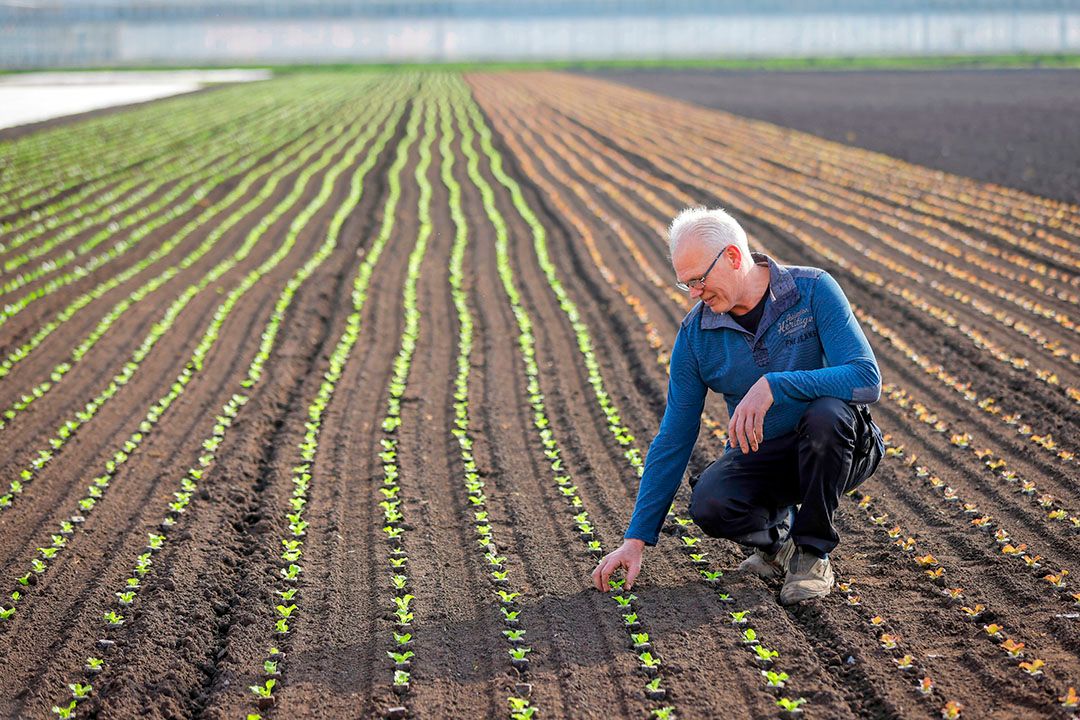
[{"x1": 689, "y1": 285, "x2": 704, "y2": 299}]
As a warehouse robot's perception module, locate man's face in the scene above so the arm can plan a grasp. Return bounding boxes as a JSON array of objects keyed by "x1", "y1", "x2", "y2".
[{"x1": 672, "y1": 238, "x2": 739, "y2": 314}]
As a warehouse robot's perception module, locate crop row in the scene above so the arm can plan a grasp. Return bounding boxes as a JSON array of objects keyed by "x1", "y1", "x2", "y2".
[
  {"x1": 0, "y1": 84, "x2": 348, "y2": 276},
  {"x1": 848, "y1": 476, "x2": 1078, "y2": 713},
  {"x1": 0, "y1": 101, "x2": 368, "y2": 441},
  {"x1": 472, "y1": 77, "x2": 827, "y2": 718},
  {"x1": 0, "y1": 92, "x2": 397, "y2": 624},
  {"x1": 440, "y1": 94, "x2": 539, "y2": 720},
  {"x1": 0, "y1": 78, "x2": 324, "y2": 217},
  {"x1": 42, "y1": 82, "x2": 408, "y2": 720},
  {"x1": 0, "y1": 108, "x2": 373, "y2": 513}
]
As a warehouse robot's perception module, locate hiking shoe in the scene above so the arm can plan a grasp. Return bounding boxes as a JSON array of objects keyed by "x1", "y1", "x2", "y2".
[
  {"x1": 779, "y1": 549, "x2": 834, "y2": 605},
  {"x1": 738, "y1": 539, "x2": 794, "y2": 581}
]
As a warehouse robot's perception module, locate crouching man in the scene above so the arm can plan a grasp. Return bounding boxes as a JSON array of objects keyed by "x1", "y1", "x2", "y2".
[{"x1": 592, "y1": 207, "x2": 884, "y2": 605}]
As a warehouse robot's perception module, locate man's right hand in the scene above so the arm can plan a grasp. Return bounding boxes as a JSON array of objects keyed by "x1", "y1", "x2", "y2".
[{"x1": 592, "y1": 538, "x2": 645, "y2": 592}]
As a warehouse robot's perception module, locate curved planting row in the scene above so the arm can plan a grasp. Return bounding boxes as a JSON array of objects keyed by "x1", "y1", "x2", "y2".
[
  {"x1": 38, "y1": 80, "x2": 409, "y2": 720},
  {"x1": 0, "y1": 86, "x2": 343, "y2": 277},
  {"x1": 440, "y1": 96, "x2": 540, "y2": 720},
  {"x1": 0, "y1": 89, "x2": 374, "y2": 442},
  {"x1": 454, "y1": 82, "x2": 679, "y2": 719},
  {"x1": 0, "y1": 94, "x2": 392, "y2": 616},
  {"x1": 240, "y1": 87, "x2": 421, "y2": 719},
  {"x1": 0, "y1": 78, "x2": 300, "y2": 218},
  {"x1": 467, "y1": 72, "x2": 1080, "y2": 717}
]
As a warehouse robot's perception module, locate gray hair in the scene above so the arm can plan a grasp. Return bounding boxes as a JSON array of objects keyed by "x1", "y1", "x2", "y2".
[{"x1": 667, "y1": 206, "x2": 750, "y2": 261}]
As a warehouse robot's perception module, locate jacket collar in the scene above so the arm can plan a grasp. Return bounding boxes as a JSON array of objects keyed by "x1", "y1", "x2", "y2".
[{"x1": 700, "y1": 253, "x2": 800, "y2": 336}]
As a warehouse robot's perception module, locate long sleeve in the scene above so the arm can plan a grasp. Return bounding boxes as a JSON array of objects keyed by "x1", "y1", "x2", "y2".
[
  {"x1": 624, "y1": 324, "x2": 708, "y2": 546},
  {"x1": 764, "y1": 272, "x2": 881, "y2": 405}
]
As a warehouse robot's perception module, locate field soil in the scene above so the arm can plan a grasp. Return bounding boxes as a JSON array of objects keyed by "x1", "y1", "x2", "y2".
[
  {"x1": 584, "y1": 68, "x2": 1080, "y2": 206},
  {"x1": 0, "y1": 71, "x2": 1077, "y2": 719}
]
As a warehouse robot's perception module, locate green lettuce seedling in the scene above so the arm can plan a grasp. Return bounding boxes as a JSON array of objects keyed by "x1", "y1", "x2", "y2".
[{"x1": 249, "y1": 679, "x2": 276, "y2": 698}]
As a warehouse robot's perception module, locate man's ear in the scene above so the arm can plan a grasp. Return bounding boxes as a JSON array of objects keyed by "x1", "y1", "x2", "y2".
[{"x1": 726, "y1": 244, "x2": 743, "y2": 270}]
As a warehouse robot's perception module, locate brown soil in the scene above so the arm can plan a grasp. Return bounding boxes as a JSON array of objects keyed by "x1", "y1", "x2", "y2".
[{"x1": 0, "y1": 72, "x2": 1077, "y2": 720}]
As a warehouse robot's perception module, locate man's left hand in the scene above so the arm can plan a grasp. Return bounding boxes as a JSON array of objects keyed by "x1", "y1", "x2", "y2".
[{"x1": 729, "y1": 376, "x2": 773, "y2": 453}]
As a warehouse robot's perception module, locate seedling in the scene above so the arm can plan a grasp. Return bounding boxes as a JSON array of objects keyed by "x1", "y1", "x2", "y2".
[
  {"x1": 275, "y1": 619, "x2": 289, "y2": 634},
  {"x1": 639, "y1": 651, "x2": 661, "y2": 667},
  {"x1": 894, "y1": 655, "x2": 914, "y2": 671},
  {"x1": 496, "y1": 590, "x2": 520, "y2": 605},
  {"x1": 752, "y1": 646, "x2": 779, "y2": 666},
  {"x1": 622, "y1": 612, "x2": 639, "y2": 628},
  {"x1": 264, "y1": 660, "x2": 279, "y2": 676},
  {"x1": 1019, "y1": 659, "x2": 1045, "y2": 676},
  {"x1": 918, "y1": 677, "x2": 934, "y2": 696},
  {"x1": 276, "y1": 604, "x2": 297, "y2": 619},
  {"x1": 644, "y1": 676, "x2": 666, "y2": 700},
  {"x1": 879, "y1": 634, "x2": 899, "y2": 650},
  {"x1": 69, "y1": 683, "x2": 92, "y2": 700},
  {"x1": 1001, "y1": 639, "x2": 1025, "y2": 658},
  {"x1": 612, "y1": 594, "x2": 636, "y2": 608},
  {"x1": 388, "y1": 650, "x2": 414, "y2": 666},
  {"x1": 983, "y1": 624, "x2": 1004, "y2": 640},
  {"x1": 503, "y1": 629, "x2": 526, "y2": 643},
  {"x1": 960, "y1": 604, "x2": 985, "y2": 620},
  {"x1": 1060, "y1": 687, "x2": 1079, "y2": 708},
  {"x1": 941, "y1": 700, "x2": 963, "y2": 719},
  {"x1": 0, "y1": 607, "x2": 15, "y2": 621},
  {"x1": 249, "y1": 679, "x2": 276, "y2": 698},
  {"x1": 509, "y1": 646, "x2": 531, "y2": 669},
  {"x1": 394, "y1": 632, "x2": 412, "y2": 647},
  {"x1": 116, "y1": 591, "x2": 135, "y2": 606},
  {"x1": 700, "y1": 570, "x2": 722, "y2": 583},
  {"x1": 1043, "y1": 570, "x2": 1069, "y2": 588},
  {"x1": 103, "y1": 611, "x2": 124, "y2": 627},
  {"x1": 51, "y1": 701, "x2": 77, "y2": 718},
  {"x1": 650, "y1": 707, "x2": 675, "y2": 720},
  {"x1": 501, "y1": 608, "x2": 521, "y2": 624},
  {"x1": 776, "y1": 697, "x2": 806, "y2": 714},
  {"x1": 762, "y1": 670, "x2": 789, "y2": 688},
  {"x1": 730, "y1": 610, "x2": 749, "y2": 624},
  {"x1": 85, "y1": 657, "x2": 104, "y2": 672}
]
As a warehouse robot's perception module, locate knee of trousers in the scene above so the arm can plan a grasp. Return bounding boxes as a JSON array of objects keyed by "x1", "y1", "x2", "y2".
[
  {"x1": 689, "y1": 492, "x2": 767, "y2": 539},
  {"x1": 796, "y1": 396, "x2": 857, "y2": 455}
]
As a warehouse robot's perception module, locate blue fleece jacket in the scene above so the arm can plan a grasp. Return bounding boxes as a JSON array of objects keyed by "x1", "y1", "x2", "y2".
[{"x1": 625, "y1": 253, "x2": 882, "y2": 546}]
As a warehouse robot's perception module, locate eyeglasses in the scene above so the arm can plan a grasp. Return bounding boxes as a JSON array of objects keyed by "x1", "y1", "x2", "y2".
[{"x1": 675, "y1": 247, "x2": 727, "y2": 292}]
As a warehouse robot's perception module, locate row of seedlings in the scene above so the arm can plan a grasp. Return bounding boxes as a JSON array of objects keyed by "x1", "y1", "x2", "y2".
[
  {"x1": 0, "y1": 85, "x2": 365, "y2": 438},
  {"x1": 859, "y1": 432, "x2": 1076, "y2": 610},
  {"x1": 524, "y1": 77, "x2": 1080, "y2": 409},
  {"x1": 848, "y1": 477, "x2": 1079, "y2": 711},
  {"x1": 0, "y1": 95, "x2": 342, "y2": 301},
  {"x1": 0, "y1": 93, "x2": 397, "y2": 623},
  {"x1": 243, "y1": 85, "x2": 423, "y2": 719},
  {"x1": 469, "y1": 76, "x2": 815, "y2": 718},
  {"x1": 438, "y1": 96, "x2": 538, "y2": 719},
  {"x1": 879, "y1": 382, "x2": 1079, "y2": 534},
  {"x1": 44, "y1": 84, "x2": 407, "y2": 720},
  {"x1": 375, "y1": 96, "x2": 436, "y2": 716},
  {"x1": 0, "y1": 83, "x2": 353, "y2": 329},
  {"x1": 858, "y1": 311, "x2": 1078, "y2": 466},
  {"x1": 0, "y1": 106, "x2": 370, "y2": 515},
  {"x1": 0, "y1": 78, "x2": 311, "y2": 218},
  {"x1": 574, "y1": 91, "x2": 1078, "y2": 403},
  {"x1": 829, "y1": 573, "x2": 963, "y2": 719},
  {"x1": 0, "y1": 79, "x2": 299, "y2": 217},
  {"x1": 456, "y1": 80, "x2": 678, "y2": 719},
  {"x1": 0, "y1": 79, "x2": 333, "y2": 255}
]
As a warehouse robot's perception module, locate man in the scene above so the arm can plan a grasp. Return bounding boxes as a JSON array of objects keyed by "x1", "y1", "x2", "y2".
[{"x1": 591, "y1": 207, "x2": 884, "y2": 605}]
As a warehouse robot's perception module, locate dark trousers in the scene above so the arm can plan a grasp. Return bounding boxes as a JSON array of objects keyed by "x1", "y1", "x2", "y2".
[{"x1": 688, "y1": 397, "x2": 884, "y2": 557}]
